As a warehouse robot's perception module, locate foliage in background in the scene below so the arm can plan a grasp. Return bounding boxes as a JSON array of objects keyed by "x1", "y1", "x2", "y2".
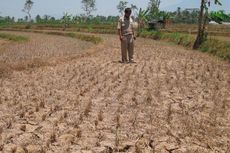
[
  {"x1": 148, "y1": 0, "x2": 161, "y2": 15},
  {"x1": 137, "y1": 8, "x2": 149, "y2": 29},
  {"x1": 62, "y1": 12, "x2": 72, "y2": 30},
  {"x1": 117, "y1": 1, "x2": 128, "y2": 15},
  {"x1": 81, "y1": 0, "x2": 96, "y2": 20},
  {"x1": 22, "y1": 0, "x2": 34, "y2": 22},
  {"x1": 116, "y1": 1, "x2": 138, "y2": 18}
]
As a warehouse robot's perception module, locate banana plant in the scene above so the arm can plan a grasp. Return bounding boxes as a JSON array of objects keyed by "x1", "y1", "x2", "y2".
[
  {"x1": 214, "y1": 0, "x2": 222, "y2": 5},
  {"x1": 137, "y1": 8, "x2": 149, "y2": 30},
  {"x1": 62, "y1": 12, "x2": 72, "y2": 30},
  {"x1": 209, "y1": 10, "x2": 230, "y2": 24},
  {"x1": 159, "y1": 12, "x2": 171, "y2": 28}
]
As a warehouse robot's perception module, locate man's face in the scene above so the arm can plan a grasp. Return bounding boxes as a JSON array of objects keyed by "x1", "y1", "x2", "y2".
[{"x1": 125, "y1": 11, "x2": 131, "y2": 18}]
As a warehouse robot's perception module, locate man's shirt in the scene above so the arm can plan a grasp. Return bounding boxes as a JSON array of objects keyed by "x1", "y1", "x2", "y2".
[{"x1": 117, "y1": 16, "x2": 134, "y2": 36}]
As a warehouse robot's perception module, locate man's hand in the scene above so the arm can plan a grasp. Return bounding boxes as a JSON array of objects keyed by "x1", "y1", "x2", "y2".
[{"x1": 120, "y1": 36, "x2": 123, "y2": 41}]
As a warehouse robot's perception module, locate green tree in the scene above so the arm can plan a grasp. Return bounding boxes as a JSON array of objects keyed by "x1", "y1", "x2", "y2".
[
  {"x1": 131, "y1": 4, "x2": 138, "y2": 12},
  {"x1": 137, "y1": 8, "x2": 149, "y2": 30},
  {"x1": 50, "y1": 17, "x2": 56, "y2": 23},
  {"x1": 24, "y1": 16, "x2": 29, "y2": 22},
  {"x1": 148, "y1": 0, "x2": 161, "y2": 14},
  {"x1": 35, "y1": 15, "x2": 41, "y2": 23},
  {"x1": 193, "y1": 0, "x2": 222, "y2": 49},
  {"x1": 158, "y1": 11, "x2": 171, "y2": 28},
  {"x1": 81, "y1": 0, "x2": 96, "y2": 18},
  {"x1": 18, "y1": 18, "x2": 24, "y2": 23},
  {"x1": 62, "y1": 12, "x2": 72, "y2": 30},
  {"x1": 131, "y1": 4, "x2": 138, "y2": 18},
  {"x1": 190, "y1": 10, "x2": 199, "y2": 23},
  {"x1": 117, "y1": 1, "x2": 128, "y2": 15},
  {"x1": 42, "y1": 15, "x2": 51, "y2": 23},
  {"x1": 147, "y1": 0, "x2": 161, "y2": 20},
  {"x1": 22, "y1": 0, "x2": 34, "y2": 22}
]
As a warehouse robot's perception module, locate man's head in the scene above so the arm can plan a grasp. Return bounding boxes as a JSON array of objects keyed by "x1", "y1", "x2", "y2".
[{"x1": 124, "y1": 8, "x2": 132, "y2": 18}]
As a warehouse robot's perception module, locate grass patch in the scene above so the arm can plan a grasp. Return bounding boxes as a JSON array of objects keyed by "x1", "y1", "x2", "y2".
[
  {"x1": 201, "y1": 39, "x2": 230, "y2": 61},
  {"x1": 72, "y1": 27, "x2": 116, "y2": 34},
  {"x1": 43, "y1": 31, "x2": 102, "y2": 44},
  {"x1": 139, "y1": 29, "x2": 230, "y2": 61},
  {"x1": 139, "y1": 30, "x2": 194, "y2": 48},
  {"x1": 0, "y1": 33, "x2": 28, "y2": 42},
  {"x1": 65, "y1": 32, "x2": 102, "y2": 44},
  {"x1": 0, "y1": 28, "x2": 102, "y2": 44}
]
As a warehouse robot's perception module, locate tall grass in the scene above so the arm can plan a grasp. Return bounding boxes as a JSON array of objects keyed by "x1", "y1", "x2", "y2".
[
  {"x1": 139, "y1": 30, "x2": 230, "y2": 61},
  {"x1": 201, "y1": 38, "x2": 230, "y2": 61},
  {"x1": 45, "y1": 31, "x2": 103, "y2": 44},
  {"x1": 0, "y1": 33, "x2": 29, "y2": 42},
  {"x1": 0, "y1": 29, "x2": 102, "y2": 44}
]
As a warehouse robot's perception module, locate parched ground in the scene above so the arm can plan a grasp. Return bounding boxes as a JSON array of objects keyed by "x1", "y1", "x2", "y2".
[
  {"x1": 0, "y1": 39, "x2": 9, "y2": 52},
  {"x1": 0, "y1": 31, "x2": 92, "y2": 64},
  {"x1": 0, "y1": 31, "x2": 230, "y2": 153}
]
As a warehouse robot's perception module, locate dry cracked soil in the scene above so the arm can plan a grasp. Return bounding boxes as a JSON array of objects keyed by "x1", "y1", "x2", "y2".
[{"x1": 0, "y1": 31, "x2": 230, "y2": 153}]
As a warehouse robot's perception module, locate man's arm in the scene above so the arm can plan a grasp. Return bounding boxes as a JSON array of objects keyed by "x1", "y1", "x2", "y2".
[
  {"x1": 131, "y1": 20, "x2": 136, "y2": 40},
  {"x1": 117, "y1": 19, "x2": 123, "y2": 41},
  {"x1": 118, "y1": 29, "x2": 123, "y2": 41},
  {"x1": 132, "y1": 26, "x2": 136, "y2": 40}
]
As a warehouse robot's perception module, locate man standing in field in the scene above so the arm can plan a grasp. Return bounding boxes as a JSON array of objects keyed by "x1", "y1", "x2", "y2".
[{"x1": 117, "y1": 8, "x2": 136, "y2": 63}]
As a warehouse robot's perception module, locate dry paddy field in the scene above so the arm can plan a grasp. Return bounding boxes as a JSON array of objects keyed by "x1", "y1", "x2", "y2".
[{"x1": 0, "y1": 31, "x2": 230, "y2": 153}]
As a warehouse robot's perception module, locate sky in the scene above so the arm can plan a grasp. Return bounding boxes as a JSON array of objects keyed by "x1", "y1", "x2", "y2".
[{"x1": 0, "y1": 0, "x2": 229, "y2": 19}]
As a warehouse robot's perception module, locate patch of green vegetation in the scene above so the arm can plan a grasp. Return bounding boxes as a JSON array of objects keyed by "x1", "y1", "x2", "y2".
[
  {"x1": 139, "y1": 30, "x2": 195, "y2": 48},
  {"x1": 45, "y1": 31, "x2": 103, "y2": 44},
  {"x1": 0, "y1": 33, "x2": 29, "y2": 42},
  {"x1": 139, "y1": 29, "x2": 230, "y2": 61},
  {"x1": 201, "y1": 39, "x2": 230, "y2": 61},
  {"x1": 0, "y1": 28, "x2": 102, "y2": 44},
  {"x1": 74, "y1": 28, "x2": 116, "y2": 34},
  {"x1": 65, "y1": 32, "x2": 102, "y2": 44}
]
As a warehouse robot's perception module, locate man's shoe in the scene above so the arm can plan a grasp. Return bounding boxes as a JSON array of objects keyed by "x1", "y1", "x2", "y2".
[
  {"x1": 119, "y1": 60, "x2": 128, "y2": 63},
  {"x1": 129, "y1": 60, "x2": 136, "y2": 63}
]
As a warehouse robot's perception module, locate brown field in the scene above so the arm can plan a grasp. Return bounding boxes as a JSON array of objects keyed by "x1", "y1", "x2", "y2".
[
  {"x1": 0, "y1": 39, "x2": 9, "y2": 51},
  {"x1": 0, "y1": 31, "x2": 92, "y2": 64},
  {"x1": 167, "y1": 24, "x2": 230, "y2": 33},
  {"x1": 162, "y1": 24, "x2": 230, "y2": 38},
  {"x1": 0, "y1": 31, "x2": 230, "y2": 152},
  {"x1": 209, "y1": 35, "x2": 230, "y2": 43}
]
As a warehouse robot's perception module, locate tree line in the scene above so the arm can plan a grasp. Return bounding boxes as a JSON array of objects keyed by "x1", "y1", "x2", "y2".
[
  {"x1": 1, "y1": 8, "x2": 229, "y2": 24},
  {"x1": 1, "y1": 0, "x2": 229, "y2": 24}
]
